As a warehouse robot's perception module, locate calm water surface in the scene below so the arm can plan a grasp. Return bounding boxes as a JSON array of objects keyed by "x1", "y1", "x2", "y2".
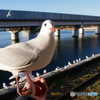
[{"x1": 0, "y1": 30, "x2": 100, "y2": 88}]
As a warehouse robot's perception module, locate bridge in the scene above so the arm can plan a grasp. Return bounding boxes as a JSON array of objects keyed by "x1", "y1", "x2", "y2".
[{"x1": 0, "y1": 9, "x2": 100, "y2": 42}]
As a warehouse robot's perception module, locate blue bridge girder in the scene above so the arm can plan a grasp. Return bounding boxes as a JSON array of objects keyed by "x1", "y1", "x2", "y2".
[{"x1": 0, "y1": 9, "x2": 100, "y2": 28}]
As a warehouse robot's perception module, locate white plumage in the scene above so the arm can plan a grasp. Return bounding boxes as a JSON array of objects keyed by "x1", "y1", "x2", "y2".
[
  {"x1": 0, "y1": 20, "x2": 56, "y2": 94},
  {"x1": 68, "y1": 61, "x2": 72, "y2": 65},
  {"x1": 3, "y1": 82, "x2": 8, "y2": 89},
  {"x1": 6, "y1": 10, "x2": 11, "y2": 17},
  {"x1": 43, "y1": 69, "x2": 47, "y2": 74}
]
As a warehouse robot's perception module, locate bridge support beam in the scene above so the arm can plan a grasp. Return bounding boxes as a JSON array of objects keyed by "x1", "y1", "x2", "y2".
[
  {"x1": 72, "y1": 28, "x2": 79, "y2": 37},
  {"x1": 54, "y1": 29, "x2": 60, "y2": 37},
  {"x1": 95, "y1": 27, "x2": 100, "y2": 35},
  {"x1": 79, "y1": 28, "x2": 84, "y2": 37}
]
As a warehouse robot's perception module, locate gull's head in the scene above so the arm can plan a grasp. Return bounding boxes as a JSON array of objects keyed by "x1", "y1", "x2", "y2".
[{"x1": 41, "y1": 20, "x2": 55, "y2": 34}]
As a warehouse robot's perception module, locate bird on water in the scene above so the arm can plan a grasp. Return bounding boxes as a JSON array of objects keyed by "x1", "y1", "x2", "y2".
[{"x1": 0, "y1": 20, "x2": 56, "y2": 95}]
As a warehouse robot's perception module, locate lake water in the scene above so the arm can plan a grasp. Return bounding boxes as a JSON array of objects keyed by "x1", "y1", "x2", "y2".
[{"x1": 0, "y1": 30, "x2": 100, "y2": 89}]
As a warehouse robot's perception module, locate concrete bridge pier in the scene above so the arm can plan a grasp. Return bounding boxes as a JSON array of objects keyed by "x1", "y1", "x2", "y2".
[
  {"x1": 95, "y1": 27, "x2": 100, "y2": 35},
  {"x1": 72, "y1": 27, "x2": 79, "y2": 37},
  {"x1": 8, "y1": 30, "x2": 20, "y2": 43},
  {"x1": 54, "y1": 29, "x2": 60, "y2": 37},
  {"x1": 22, "y1": 29, "x2": 37, "y2": 40},
  {"x1": 79, "y1": 28, "x2": 84, "y2": 37}
]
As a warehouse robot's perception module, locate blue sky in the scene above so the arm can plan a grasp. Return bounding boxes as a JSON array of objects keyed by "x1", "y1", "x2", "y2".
[{"x1": 0, "y1": 0, "x2": 100, "y2": 16}]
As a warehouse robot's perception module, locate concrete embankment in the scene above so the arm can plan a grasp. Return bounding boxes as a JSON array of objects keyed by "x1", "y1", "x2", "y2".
[{"x1": 0, "y1": 53, "x2": 100, "y2": 100}]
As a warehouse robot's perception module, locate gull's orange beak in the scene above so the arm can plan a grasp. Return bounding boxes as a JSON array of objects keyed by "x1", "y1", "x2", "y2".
[{"x1": 49, "y1": 27, "x2": 56, "y2": 32}]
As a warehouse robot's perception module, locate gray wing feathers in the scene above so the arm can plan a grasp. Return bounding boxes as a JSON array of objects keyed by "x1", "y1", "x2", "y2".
[{"x1": 0, "y1": 42, "x2": 39, "y2": 68}]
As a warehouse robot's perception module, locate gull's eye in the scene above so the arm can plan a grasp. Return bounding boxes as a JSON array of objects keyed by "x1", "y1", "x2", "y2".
[{"x1": 44, "y1": 23, "x2": 46, "y2": 26}]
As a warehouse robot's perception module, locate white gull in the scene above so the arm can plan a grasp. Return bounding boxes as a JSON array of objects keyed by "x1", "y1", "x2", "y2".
[
  {"x1": 6, "y1": 10, "x2": 11, "y2": 17},
  {"x1": 0, "y1": 20, "x2": 56, "y2": 95}
]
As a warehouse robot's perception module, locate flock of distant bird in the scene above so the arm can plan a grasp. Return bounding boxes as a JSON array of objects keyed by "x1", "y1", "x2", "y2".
[{"x1": 2, "y1": 53, "x2": 95, "y2": 89}]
